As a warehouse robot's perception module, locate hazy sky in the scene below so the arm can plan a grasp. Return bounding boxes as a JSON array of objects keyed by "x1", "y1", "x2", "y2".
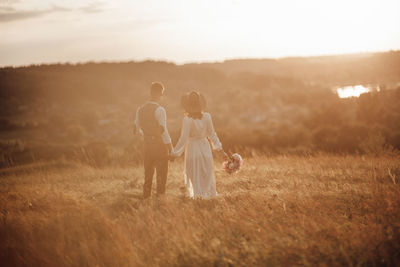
[{"x1": 1, "y1": 0, "x2": 400, "y2": 66}]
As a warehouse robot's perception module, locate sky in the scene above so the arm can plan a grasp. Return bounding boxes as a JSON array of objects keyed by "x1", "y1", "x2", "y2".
[{"x1": 1, "y1": 0, "x2": 400, "y2": 67}]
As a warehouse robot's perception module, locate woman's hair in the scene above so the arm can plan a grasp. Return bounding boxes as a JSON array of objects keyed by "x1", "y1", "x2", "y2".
[{"x1": 181, "y1": 91, "x2": 206, "y2": 119}]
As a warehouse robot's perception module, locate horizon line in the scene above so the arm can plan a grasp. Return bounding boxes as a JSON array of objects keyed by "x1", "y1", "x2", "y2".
[{"x1": 1, "y1": 49, "x2": 399, "y2": 69}]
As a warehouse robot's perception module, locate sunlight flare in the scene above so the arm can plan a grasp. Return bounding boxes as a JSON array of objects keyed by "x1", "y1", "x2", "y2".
[{"x1": 337, "y1": 85, "x2": 370, "y2": 98}]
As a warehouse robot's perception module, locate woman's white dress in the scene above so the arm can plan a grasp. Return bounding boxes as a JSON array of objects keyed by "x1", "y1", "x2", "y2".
[{"x1": 172, "y1": 113, "x2": 222, "y2": 199}]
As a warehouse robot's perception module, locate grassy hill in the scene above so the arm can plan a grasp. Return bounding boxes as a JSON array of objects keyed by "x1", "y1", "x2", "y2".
[
  {"x1": 0, "y1": 155, "x2": 399, "y2": 266},
  {"x1": 1, "y1": 53, "x2": 400, "y2": 265}
]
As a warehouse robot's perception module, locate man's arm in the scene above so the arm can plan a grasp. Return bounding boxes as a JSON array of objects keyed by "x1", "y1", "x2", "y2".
[
  {"x1": 155, "y1": 106, "x2": 172, "y2": 148},
  {"x1": 134, "y1": 107, "x2": 143, "y2": 136},
  {"x1": 166, "y1": 142, "x2": 173, "y2": 154}
]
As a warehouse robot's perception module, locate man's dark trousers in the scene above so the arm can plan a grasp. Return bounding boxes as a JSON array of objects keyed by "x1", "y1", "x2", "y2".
[{"x1": 143, "y1": 139, "x2": 168, "y2": 198}]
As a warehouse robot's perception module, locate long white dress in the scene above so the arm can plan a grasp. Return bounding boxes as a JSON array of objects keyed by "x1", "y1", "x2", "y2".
[{"x1": 172, "y1": 112, "x2": 222, "y2": 199}]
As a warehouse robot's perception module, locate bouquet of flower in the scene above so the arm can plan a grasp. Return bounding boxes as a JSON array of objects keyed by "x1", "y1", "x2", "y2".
[{"x1": 223, "y1": 153, "x2": 243, "y2": 174}]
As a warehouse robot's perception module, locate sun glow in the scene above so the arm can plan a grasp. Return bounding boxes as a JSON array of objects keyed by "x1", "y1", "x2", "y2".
[
  {"x1": 0, "y1": 0, "x2": 399, "y2": 66},
  {"x1": 336, "y1": 85, "x2": 370, "y2": 98}
]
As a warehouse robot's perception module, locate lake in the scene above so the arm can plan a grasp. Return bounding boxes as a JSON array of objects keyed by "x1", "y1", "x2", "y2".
[{"x1": 336, "y1": 85, "x2": 379, "y2": 98}]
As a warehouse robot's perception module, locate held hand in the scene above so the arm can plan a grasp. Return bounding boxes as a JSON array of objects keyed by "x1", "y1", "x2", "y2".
[
  {"x1": 166, "y1": 143, "x2": 173, "y2": 154},
  {"x1": 168, "y1": 144, "x2": 176, "y2": 162},
  {"x1": 168, "y1": 154, "x2": 177, "y2": 162}
]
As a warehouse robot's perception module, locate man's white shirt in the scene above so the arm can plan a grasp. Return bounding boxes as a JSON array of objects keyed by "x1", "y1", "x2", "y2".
[{"x1": 134, "y1": 101, "x2": 172, "y2": 144}]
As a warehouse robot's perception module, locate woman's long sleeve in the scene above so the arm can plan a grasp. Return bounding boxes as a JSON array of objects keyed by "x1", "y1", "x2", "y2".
[
  {"x1": 206, "y1": 113, "x2": 222, "y2": 151},
  {"x1": 172, "y1": 117, "x2": 190, "y2": 157}
]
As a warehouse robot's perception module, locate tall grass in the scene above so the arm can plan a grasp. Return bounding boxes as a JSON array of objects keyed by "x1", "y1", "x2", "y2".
[{"x1": 0, "y1": 155, "x2": 399, "y2": 266}]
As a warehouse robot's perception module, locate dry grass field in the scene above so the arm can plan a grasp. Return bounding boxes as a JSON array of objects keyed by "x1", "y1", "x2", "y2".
[{"x1": 0, "y1": 155, "x2": 399, "y2": 266}]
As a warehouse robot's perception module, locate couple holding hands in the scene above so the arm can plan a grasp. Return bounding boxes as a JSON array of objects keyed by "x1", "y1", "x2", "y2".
[{"x1": 134, "y1": 82, "x2": 228, "y2": 199}]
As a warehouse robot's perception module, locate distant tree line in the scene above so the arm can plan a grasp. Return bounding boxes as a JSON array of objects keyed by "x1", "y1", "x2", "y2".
[{"x1": 0, "y1": 51, "x2": 399, "y2": 167}]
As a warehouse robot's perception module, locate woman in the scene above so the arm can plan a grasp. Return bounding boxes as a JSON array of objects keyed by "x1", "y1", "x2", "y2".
[{"x1": 171, "y1": 91, "x2": 227, "y2": 199}]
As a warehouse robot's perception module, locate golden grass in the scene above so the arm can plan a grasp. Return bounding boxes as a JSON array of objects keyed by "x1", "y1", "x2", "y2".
[{"x1": 0, "y1": 155, "x2": 399, "y2": 266}]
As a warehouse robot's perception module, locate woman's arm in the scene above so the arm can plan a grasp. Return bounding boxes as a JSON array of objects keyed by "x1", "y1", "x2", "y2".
[
  {"x1": 206, "y1": 113, "x2": 222, "y2": 151},
  {"x1": 172, "y1": 116, "x2": 190, "y2": 157}
]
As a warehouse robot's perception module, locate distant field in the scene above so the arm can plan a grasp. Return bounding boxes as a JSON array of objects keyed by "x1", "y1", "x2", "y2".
[
  {"x1": 0, "y1": 155, "x2": 399, "y2": 266},
  {"x1": 1, "y1": 53, "x2": 400, "y2": 167}
]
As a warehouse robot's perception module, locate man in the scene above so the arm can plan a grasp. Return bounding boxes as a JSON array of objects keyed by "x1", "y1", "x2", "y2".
[{"x1": 134, "y1": 82, "x2": 173, "y2": 199}]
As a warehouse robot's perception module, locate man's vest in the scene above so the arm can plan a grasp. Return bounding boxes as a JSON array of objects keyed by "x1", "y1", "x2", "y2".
[{"x1": 138, "y1": 102, "x2": 164, "y2": 143}]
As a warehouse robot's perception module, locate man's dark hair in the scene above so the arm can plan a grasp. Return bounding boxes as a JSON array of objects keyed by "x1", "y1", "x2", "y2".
[{"x1": 150, "y1": 82, "x2": 164, "y2": 97}]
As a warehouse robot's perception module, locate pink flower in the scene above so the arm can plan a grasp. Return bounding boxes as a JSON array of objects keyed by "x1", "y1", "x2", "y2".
[{"x1": 223, "y1": 153, "x2": 243, "y2": 174}]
